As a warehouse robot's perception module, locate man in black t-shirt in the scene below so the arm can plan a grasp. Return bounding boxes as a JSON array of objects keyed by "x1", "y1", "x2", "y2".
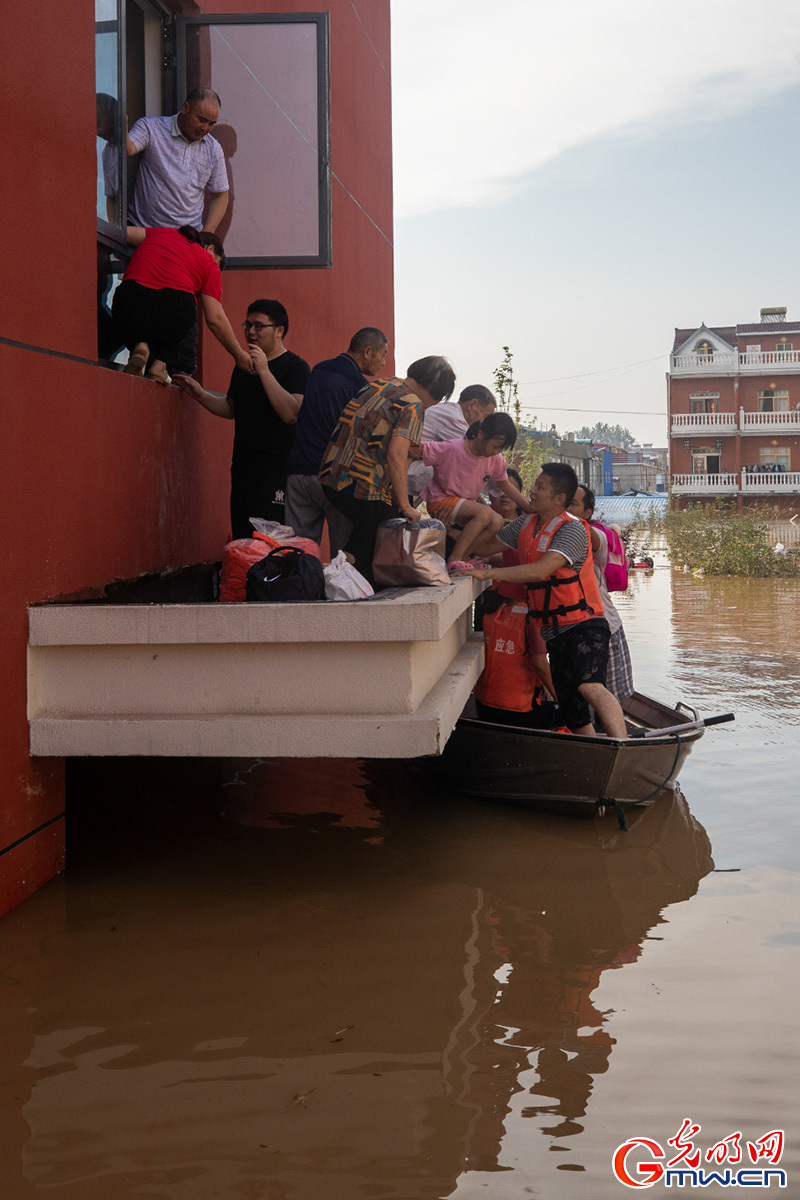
[{"x1": 178, "y1": 299, "x2": 310, "y2": 538}]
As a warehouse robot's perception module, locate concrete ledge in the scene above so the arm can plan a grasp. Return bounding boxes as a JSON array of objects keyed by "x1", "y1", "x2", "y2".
[
  {"x1": 29, "y1": 638, "x2": 484, "y2": 759},
  {"x1": 29, "y1": 579, "x2": 483, "y2": 646},
  {"x1": 28, "y1": 618, "x2": 471, "y2": 718}
]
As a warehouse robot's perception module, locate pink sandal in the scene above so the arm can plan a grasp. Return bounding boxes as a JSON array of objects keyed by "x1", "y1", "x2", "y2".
[{"x1": 448, "y1": 559, "x2": 487, "y2": 573}]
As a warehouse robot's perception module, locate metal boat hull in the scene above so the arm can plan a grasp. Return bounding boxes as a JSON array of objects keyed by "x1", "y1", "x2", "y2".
[{"x1": 433, "y1": 692, "x2": 704, "y2": 817}]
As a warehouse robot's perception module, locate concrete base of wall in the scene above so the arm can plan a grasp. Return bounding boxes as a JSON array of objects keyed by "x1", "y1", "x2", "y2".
[
  {"x1": 29, "y1": 581, "x2": 485, "y2": 759},
  {"x1": 30, "y1": 638, "x2": 482, "y2": 759}
]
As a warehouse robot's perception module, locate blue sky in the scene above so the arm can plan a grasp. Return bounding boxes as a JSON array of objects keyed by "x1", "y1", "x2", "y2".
[{"x1": 390, "y1": 1, "x2": 800, "y2": 445}]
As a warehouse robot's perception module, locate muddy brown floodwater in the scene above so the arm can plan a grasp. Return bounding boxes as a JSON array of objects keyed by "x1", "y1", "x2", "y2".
[{"x1": 1, "y1": 563, "x2": 798, "y2": 1199}]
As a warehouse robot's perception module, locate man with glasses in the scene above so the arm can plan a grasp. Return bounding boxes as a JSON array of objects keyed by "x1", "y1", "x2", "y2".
[{"x1": 177, "y1": 299, "x2": 310, "y2": 538}]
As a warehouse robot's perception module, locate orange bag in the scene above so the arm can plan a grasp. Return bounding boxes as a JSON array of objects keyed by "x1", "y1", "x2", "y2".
[
  {"x1": 474, "y1": 604, "x2": 540, "y2": 712},
  {"x1": 220, "y1": 531, "x2": 322, "y2": 603}
]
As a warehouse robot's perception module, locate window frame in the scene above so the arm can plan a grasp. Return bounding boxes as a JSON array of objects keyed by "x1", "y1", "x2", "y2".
[
  {"x1": 759, "y1": 447, "x2": 790, "y2": 470},
  {"x1": 692, "y1": 452, "x2": 720, "y2": 475},
  {"x1": 95, "y1": 1, "x2": 128, "y2": 251},
  {"x1": 176, "y1": 11, "x2": 332, "y2": 269},
  {"x1": 758, "y1": 389, "x2": 789, "y2": 413},
  {"x1": 689, "y1": 392, "x2": 719, "y2": 415},
  {"x1": 96, "y1": 0, "x2": 174, "y2": 256}
]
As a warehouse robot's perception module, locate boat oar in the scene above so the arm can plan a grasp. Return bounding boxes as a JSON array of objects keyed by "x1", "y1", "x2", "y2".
[{"x1": 632, "y1": 712, "x2": 735, "y2": 739}]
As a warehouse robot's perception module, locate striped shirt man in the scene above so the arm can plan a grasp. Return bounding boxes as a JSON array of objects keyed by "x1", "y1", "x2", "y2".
[{"x1": 128, "y1": 113, "x2": 228, "y2": 230}]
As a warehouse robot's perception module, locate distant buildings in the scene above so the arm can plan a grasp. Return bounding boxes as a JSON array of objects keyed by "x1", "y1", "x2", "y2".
[
  {"x1": 604, "y1": 444, "x2": 667, "y2": 495},
  {"x1": 668, "y1": 307, "x2": 800, "y2": 512},
  {"x1": 516, "y1": 430, "x2": 604, "y2": 494},
  {"x1": 515, "y1": 432, "x2": 666, "y2": 497}
]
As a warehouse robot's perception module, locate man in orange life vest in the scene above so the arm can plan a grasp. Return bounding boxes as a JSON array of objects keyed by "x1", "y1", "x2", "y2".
[{"x1": 455, "y1": 462, "x2": 628, "y2": 738}]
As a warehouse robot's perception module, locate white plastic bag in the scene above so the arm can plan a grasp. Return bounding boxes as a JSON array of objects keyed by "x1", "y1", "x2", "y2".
[
  {"x1": 248, "y1": 518, "x2": 297, "y2": 540},
  {"x1": 323, "y1": 551, "x2": 374, "y2": 601}
]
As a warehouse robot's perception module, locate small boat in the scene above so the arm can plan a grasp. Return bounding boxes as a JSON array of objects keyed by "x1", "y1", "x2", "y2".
[{"x1": 432, "y1": 693, "x2": 733, "y2": 821}]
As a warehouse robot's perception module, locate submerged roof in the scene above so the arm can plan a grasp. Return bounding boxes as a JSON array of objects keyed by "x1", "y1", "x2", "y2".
[{"x1": 594, "y1": 493, "x2": 668, "y2": 526}]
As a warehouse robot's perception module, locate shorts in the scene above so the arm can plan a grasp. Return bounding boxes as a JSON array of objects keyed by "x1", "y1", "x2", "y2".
[
  {"x1": 427, "y1": 495, "x2": 466, "y2": 525},
  {"x1": 547, "y1": 618, "x2": 610, "y2": 730},
  {"x1": 230, "y1": 472, "x2": 288, "y2": 541},
  {"x1": 605, "y1": 623, "x2": 634, "y2": 700}
]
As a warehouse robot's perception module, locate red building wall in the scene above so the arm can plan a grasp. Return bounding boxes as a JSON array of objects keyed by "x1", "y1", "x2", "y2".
[
  {"x1": 668, "y1": 378, "x2": 738, "y2": 416},
  {"x1": 668, "y1": 376, "x2": 737, "y2": 476},
  {"x1": 670, "y1": 369, "x2": 800, "y2": 478},
  {"x1": 0, "y1": 0, "x2": 394, "y2": 916}
]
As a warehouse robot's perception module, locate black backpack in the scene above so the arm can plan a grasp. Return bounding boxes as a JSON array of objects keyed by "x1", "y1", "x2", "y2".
[{"x1": 245, "y1": 546, "x2": 326, "y2": 603}]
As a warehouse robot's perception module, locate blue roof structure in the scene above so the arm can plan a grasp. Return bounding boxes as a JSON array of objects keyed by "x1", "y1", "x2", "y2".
[{"x1": 593, "y1": 491, "x2": 668, "y2": 526}]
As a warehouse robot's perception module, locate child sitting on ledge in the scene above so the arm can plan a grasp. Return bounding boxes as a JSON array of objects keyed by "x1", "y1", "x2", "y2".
[{"x1": 420, "y1": 412, "x2": 532, "y2": 569}]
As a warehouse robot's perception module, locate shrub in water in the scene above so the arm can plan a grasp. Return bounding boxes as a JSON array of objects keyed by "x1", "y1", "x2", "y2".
[{"x1": 663, "y1": 502, "x2": 798, "y2": 578}]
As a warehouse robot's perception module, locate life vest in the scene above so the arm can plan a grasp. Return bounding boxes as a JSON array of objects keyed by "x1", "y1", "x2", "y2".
[
  {"x1": 518, "y1": 512, "x2": 604, "y2": 634},
  {"x1": 475, "y1": 604, "x2": 542, "y2": 712},
  {"x1": 591, "y1": 520, "x2": 629, "y2": 592}
]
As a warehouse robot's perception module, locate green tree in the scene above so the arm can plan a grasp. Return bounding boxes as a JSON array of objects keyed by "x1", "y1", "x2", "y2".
[
  {"x1": 493, "y1": 345, "x2": 522, "y2": 428},
  {"x1": 574, "y1": 422, "x2": 636, "y2": 448},
  {"x1": 492, "y1": 345, "x2": 546, "y2": 487},
  {"x1": 513, "y1": 432, "x2": 548, "y2": 490}
]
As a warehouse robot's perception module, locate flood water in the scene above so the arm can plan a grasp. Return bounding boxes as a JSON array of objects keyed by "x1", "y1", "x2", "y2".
[{"x1": 1, "y1": 565, "x2": 798, "y2": 1199}]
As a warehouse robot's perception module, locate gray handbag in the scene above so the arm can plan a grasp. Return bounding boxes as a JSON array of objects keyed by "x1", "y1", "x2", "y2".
[{"x1": 372, "y1": 519, "x2": 450, "y2": 587}]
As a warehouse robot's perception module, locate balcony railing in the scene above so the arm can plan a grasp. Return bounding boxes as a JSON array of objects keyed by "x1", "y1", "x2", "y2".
[
  {"x1": 739, "y1": 350, "x2": 800, "y2": 369},
  {"x1": 671, "y1": 349, "x2": 800, "y2": 375},
  {"x1": 670, "y1": 412, "x2": 738, "y2": 433},
  {"x1": 741, "y1": 471, "x2": 800, "y2": 494},
  {"x1": 671, "y1": 472, "x2": 800, "y2": 495},
  {"x1": 671, "y1": 473, "x2": 739, "y2": 494},
  {"x1": 740, "y1": 409, "x2": 800, "y2": 432},
  {"x1": 671, "y1": 353, "x2": 737, "y2": 374},
  {"x1": 670, "y1": 408, "x2": 800, "y2": 435}
]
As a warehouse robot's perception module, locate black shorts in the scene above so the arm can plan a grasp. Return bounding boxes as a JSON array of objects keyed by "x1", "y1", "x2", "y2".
[
  {"x1": 112, "y1": 280, "x2": 195, "y2": 363},
  {"x1": 230, "y1": 473, "x2": 288, "y2": 540},
  {"x1": 547, "y1": 618, "x2": 610, "y2": 730}
]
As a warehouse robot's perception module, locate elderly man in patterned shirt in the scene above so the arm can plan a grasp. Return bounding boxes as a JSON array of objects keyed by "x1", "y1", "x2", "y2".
[{"x1": 319, "y1": 356, "x2": 456, "y2": 586}]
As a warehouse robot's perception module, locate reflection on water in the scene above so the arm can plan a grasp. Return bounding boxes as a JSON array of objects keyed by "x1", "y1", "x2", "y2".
[{"x1": 0, "y1": 566, "x2": 798, "y2": 1198}]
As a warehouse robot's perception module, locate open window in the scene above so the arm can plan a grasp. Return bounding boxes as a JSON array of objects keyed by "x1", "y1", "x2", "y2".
[
  {"x1": 177, "y1": 13, "x2": 331, "y2": 267},
  {"x1": 96, "y1": 4, "x2": 331, "y2": 357},
  {"x1": 692, "y1": 453, "x2": 720, "y2": 475},
  {"x1": 96, "y1": 0, "x2": 170, "y2": 358},
  {"x1": 689, "y1": 393, "x2": 719, "y2": 414},
  {"x1": 96, "y1": 0, "x2": 168, "y2": 247}
]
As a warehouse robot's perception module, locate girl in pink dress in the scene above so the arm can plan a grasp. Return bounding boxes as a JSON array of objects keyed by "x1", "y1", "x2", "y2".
[{"x1": 421, "y1": 412, "x2": 532, "y2": 567}]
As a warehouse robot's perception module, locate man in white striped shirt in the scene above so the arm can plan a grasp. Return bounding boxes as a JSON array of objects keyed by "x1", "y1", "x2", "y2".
[
  {"x1": 126, "y1": 88, "x2": 229, "y2": 233},
  {"x1": 125, "y1": 89, "x2": 230, "y2": 375}
]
